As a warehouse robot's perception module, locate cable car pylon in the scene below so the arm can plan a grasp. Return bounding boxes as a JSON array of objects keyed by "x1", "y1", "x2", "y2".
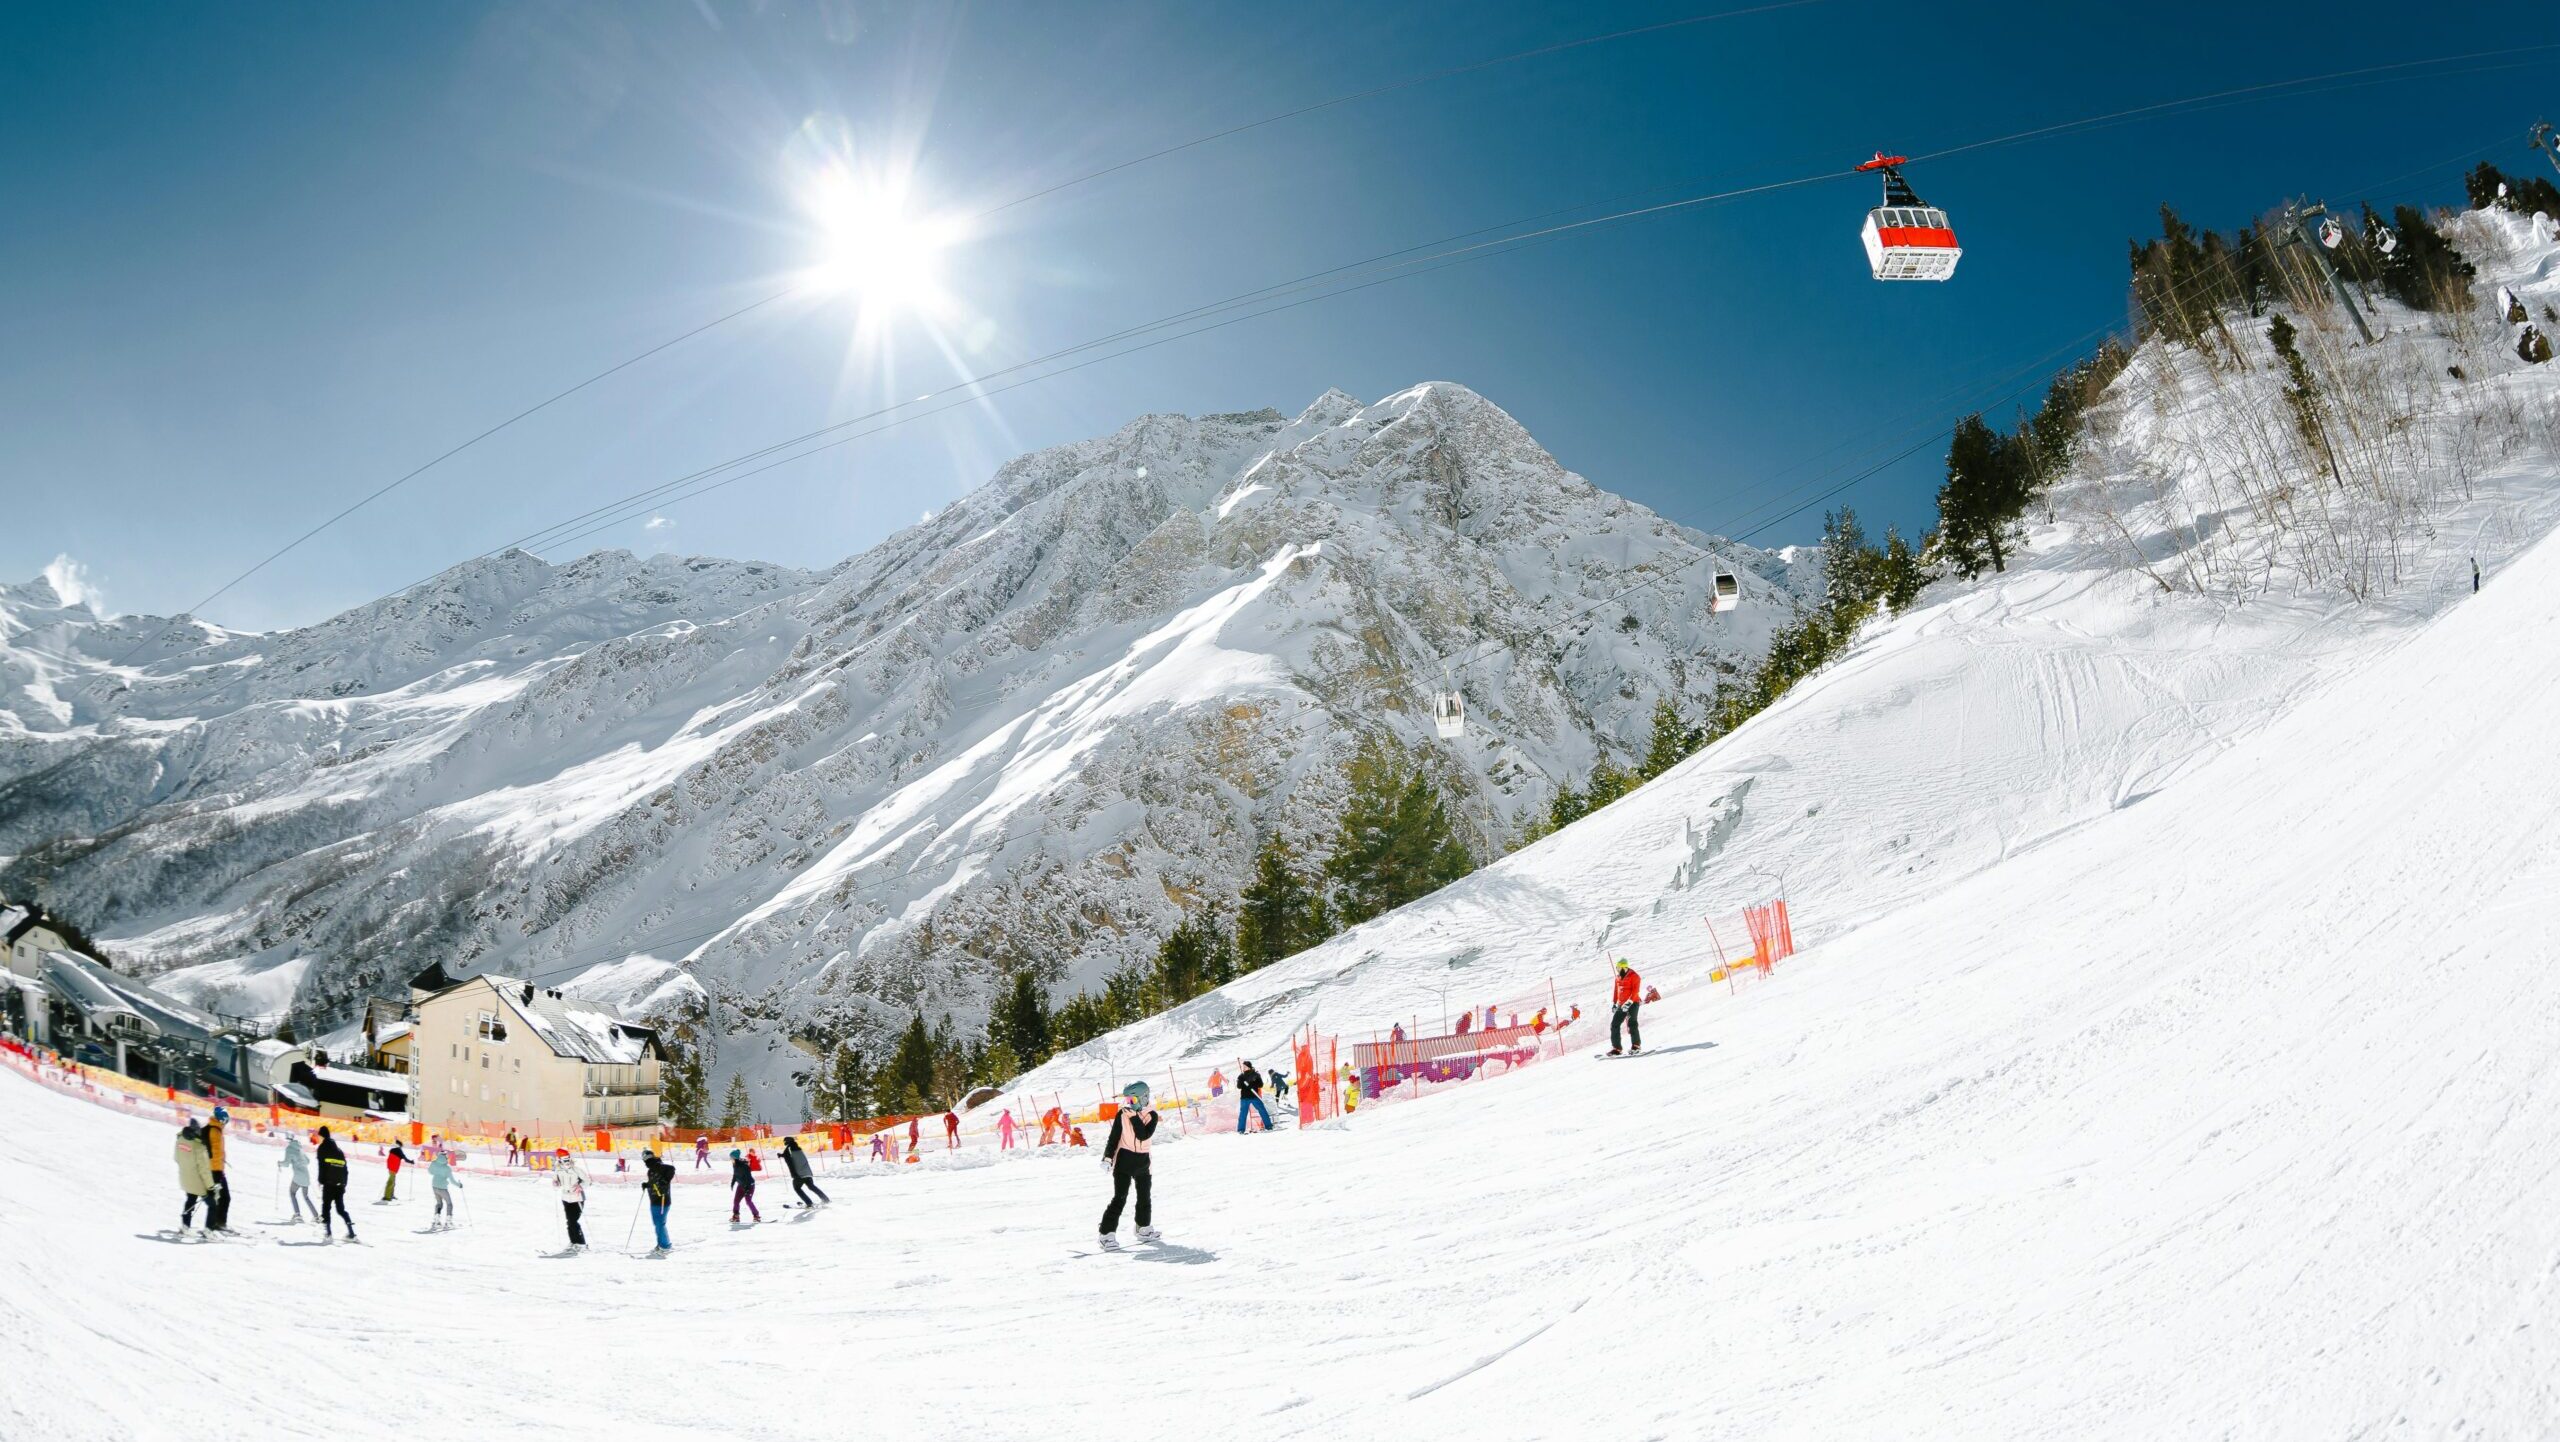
[{"x1": 1855, "y1": 152, "x2": 1962, "y2": 282}]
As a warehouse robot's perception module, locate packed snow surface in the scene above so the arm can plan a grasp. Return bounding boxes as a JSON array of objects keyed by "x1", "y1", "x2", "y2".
[{"x1": 9, "y1": 444, "x2": 2560, "y2": 1438}]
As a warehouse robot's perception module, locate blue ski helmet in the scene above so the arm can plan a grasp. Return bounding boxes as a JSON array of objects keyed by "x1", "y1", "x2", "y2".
[{"x1": 1121, "y1": 1081, "x2": 1151, "y2": 1105}]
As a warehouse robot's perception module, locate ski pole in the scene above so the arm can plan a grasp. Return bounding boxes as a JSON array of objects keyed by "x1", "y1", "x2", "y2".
[{"x1": 624, "y1": 1190, "x2": 646, "y2": 1253}]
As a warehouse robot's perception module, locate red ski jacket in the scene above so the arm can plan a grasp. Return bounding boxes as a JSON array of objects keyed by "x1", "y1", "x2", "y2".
[{"x1": 1612, "y1": 968, "x2": 1643, "y2": 1005}]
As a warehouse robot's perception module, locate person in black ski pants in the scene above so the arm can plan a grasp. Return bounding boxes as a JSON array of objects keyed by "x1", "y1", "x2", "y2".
[
  {"x1": 1099, "y1": 1082, "x2": 1161, "y2": 1243},
  {"x1": 313, "y1": 1127, "x2": 357, "y2": 1239},
  {"x1": 780, "y1": 1136, "x2": 829, "y2": 1206}
]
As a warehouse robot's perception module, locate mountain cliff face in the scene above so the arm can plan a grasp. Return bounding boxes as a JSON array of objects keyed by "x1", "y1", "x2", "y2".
[{"x1": 0, "y1": 382, "x2": 1809, "y2": 1089}]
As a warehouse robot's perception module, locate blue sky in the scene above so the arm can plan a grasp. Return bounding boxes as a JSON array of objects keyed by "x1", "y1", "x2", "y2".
[{"x1": 4, "y1": 1, "x2": 2551, "y2": 628}]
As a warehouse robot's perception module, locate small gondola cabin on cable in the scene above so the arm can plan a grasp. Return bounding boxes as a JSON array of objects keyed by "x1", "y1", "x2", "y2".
[
  {"x1": 1709, "y1": 570, "x2": 1741, "y2": 614},
  {"x1": 1433, "y1": 689, "x2": 1466, "y2": 740},
  {"x1": 1855, "y1": 153, "x2": 1961, "y2": 282}
]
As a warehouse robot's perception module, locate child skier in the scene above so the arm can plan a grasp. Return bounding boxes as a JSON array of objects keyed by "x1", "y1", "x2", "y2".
[
  {"x1": 780, "y1": 1136, "x2": 828, "y2": 1206},
  {"x1": 313, "y1": 1127, "x2": 356, "y2": 1240},
  {"x1": 1098, "y1": 1081, "x2": 1161, "y2": 1247},
  {"x1": 381, "y1": 1141, "x2": 410, "y2": 1202},
  {"x1": 998, "y1": 1109, "x2": 1018, "y2": 1150},
  {"x1": 1609, "y1": 959, "x2": 1644, "y2": 1056},
  {"x1": 694, "y1": 1135, "x2": 711, "y2": 1169},
  {"x1": 173, "y1": 1120, "x2": 213, "y2": 1231},
  {"x1": 728, "y1": 1148, "x2": 762, "y2": 1223},
  {"x1": 428, "y1": 1148, "x2": 461, "y2": 1230},
  {"x1": 278, "y1": 1131, "x2": 315, "y2": 1222},
  {"x1": 551, "y1": 1148, "x2": 587, "y2": 1247},
  {"x1": 642, "y1": 1149, "x2": 676, "y2": 1252}
]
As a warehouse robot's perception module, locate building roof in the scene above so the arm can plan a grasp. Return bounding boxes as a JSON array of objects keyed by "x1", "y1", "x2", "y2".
[
  {"x1": 307, "y1": 1061, "x2": 412, "y2": 1096},
  {"x1": 2, "y1": 906, "x2": 42, "y2": 946},
  {"x1": 421, "y1": 974, "x2": 657, "y2": 1065},
  {"x1": 40, "y1": 950, "x2": 223, "y2": 1043}
]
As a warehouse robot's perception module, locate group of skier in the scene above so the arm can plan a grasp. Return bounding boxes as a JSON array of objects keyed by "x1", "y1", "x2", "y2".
[{"x1": 159, "y1": 959, "x2": 1659, "y2": 1255}]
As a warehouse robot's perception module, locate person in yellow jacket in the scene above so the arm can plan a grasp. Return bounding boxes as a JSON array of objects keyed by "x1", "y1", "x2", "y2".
[
  {"x1": 1340, "y1": 1064, "x2": 1360, "y2": 1113},
  {"x1": 202, "y1": 1105, "x2": 234, "y2": 1231},
  {"x1": 173, "y1": 1120, "x2": 214, "y2": 1231}
]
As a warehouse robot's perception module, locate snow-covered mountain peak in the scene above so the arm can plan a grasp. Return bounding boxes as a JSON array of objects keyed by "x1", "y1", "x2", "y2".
[{"x1": 1, "y1": 380, "x2": 1804, "y2": 1072}]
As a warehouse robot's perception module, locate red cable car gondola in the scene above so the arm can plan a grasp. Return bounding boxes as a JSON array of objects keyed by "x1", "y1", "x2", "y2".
[{"x1": 1855, "y1": 153, "x2": 1961, "y2": 282}]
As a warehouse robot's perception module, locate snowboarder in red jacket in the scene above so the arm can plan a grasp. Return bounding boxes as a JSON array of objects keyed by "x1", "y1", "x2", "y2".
[{"x1": 1609, "y1": 960, "x2": 1644, "y2": 1056}]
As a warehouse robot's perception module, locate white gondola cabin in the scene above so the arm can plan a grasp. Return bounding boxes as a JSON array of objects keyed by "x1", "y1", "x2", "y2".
[
  {"x1": 1709, "y1": 570, "x2": 1741, "y2": 614},
  {"x1": 1855, "y1": 153, "x2": 1961, "y2": 282},
  {"x1": 1432, "y1": 690, "x2": 1466, "y2": 739}
]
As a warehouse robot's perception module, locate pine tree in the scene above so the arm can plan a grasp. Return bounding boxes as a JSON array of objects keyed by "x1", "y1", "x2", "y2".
[
  {"x1": 1582, "y1": 758, "x2": 1638, "y2": 813},
  {"x1": 2266, "y1": 314, "x2": 2336, "y2": 482},
  {"x1": 1879, "y1": 527, "x2": 1929, "y2": 614},
  {"x1": 1152, "y1": 915, "x2": 1233, "y2": 1004},
  {"x1": 1325, "y1": 735, "x2": 1475, "y2": 927},
  {"x1": 719, "y1": 1072, "x2": 754, "y2": 1129},
  {"x1": 811, "y1": 1042, "x2": 870, "y2": 1120},
  {"x1": 2378, "y1": 206, "x2": 2476, "y2": 312},
  {"x1": 1934, "y1": 414, "x2": 2029, "y2": 578},
  {"x1": 1638, "y1": 698, "x2": 1702, "y2": 780},
  {"x1": 2465, "y1": 162, "x2": 2560, "y2": 219},
  {"x1": 1236, "y1": 835, "x2": 1327, "y2": 972},
  {"x1": 990, "y1": 970, "x2": 1052, "y2": 1067},
  {"x1": 885, "y1": 1013, "x2": 937, "y2": 1112},
  {"x1": 660, "y1": 1045, "x2": 710, "y2": 1128}
]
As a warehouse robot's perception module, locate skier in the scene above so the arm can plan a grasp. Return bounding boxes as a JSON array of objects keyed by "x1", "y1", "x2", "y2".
[
  {"x1": 747, "y1": 1147, "x2": 764, "y2": 1175},
  {"x1": 1341, "y1": 1064, "x2": 1360, "y2": 1114},
  {"x1": 694, "y1": 1135, "x2": 711, "y2": 1170},
  {"x1": 173, "y1": 1120, "x2": 213, "y2": 1231},
  {"x1": 642, "y1": 1149, "x2": 676, "y2": 1252},
  {"x1": 998, "y1": 1109, "x2": 1018, "y2": 1150},
  {"x1": 1235, "y1": 1060, "x2": 1272, "y2": 1134},
  {"x1": 867, "y1": 1130, "x2": 889, "y2": 1163},
  {"x1": 1098, "y1": 1081, "x2": 1160, "y2": 1247},
  {"x1": 505, "y1": 1130, "x2": 520, "y2": 1168},
  {"x1": 780, "y1": 1135, "x2": 828, "y2": 1207},
  {"x1": 381, "y1": 1141, "x2": 410, "y2": 1202},
  {"x1": 943, "y1": 1109, "x2": 960, "y2": 1150},
  {"x1": 427, "y1": 1148, "x2": 460, "y2": 1230},
  {"x1": 1270, "y1": 1068, "x2": 1289, "y2": 1102},
  {"x1": 728, "y1": 1148, "x2": 762, "y2": 1223},
  {"x1": 551, "y1": 1148, "x2": 587, "y2": 1248},
  {"x1": 907, "y1": 1116, "x2": 921, "y2": 1155},
  {"x1": 202, "y1": 1105, "x2": 233, "y2": 1231},
  {"x1": 314, "y1": 1126, "x2": 356, "y2": 1240},
  {"x1": 1609, "y1": 959, "x2": 1644, "y2": 1056},
  {"x1": 278, "y1": 1131, "x2": 315, "y2": 1223},
  {"x1": 1039, "y1": 1106, "x2": 1062, "y2": 1145},
  {"x1": 1208, "y1": 1069, "x2": 1225, "y2": 1099}
]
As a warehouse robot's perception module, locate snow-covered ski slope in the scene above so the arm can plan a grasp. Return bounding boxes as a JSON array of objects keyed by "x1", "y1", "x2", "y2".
[{"x1": 6, "y1": 502, "x2": 2560, "y2": 1439}]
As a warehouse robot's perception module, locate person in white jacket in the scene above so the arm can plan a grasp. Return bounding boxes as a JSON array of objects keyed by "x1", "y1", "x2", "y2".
[
  {"x1": 551, "y1": 1148, "x2": 589, "y2": 1249},
  {"x1": 278, "y1": 1133, "x2": 315, "y2": 1223}
]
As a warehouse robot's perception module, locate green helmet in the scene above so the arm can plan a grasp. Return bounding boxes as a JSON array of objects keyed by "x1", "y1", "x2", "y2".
[{"x1": 1121, "y1": 1081, "x2": 1151, "y2": 1105}]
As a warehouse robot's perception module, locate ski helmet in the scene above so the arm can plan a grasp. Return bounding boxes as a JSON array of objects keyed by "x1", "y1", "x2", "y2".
[
  {"x1": 730, "y1": 1148, "x2": 742, "y2": 1159},
  {"x1": 1121, "y1": 1081, "x2": 1151, "y2": 1105},
  {"x1": 211, "y1": 1104, "x2": 229, "y2": 1121},
  {"x1": 555, "y1": 1147, "x2": 569, "y2": 1159},
  {"x1": 1615, "y1": 958, "x2": 1632, "y2": 971}
]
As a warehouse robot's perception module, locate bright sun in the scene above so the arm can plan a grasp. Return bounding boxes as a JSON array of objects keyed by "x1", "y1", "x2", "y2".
[{"x1": 805, "y1": 169, "x2": 958, "y2": 316}]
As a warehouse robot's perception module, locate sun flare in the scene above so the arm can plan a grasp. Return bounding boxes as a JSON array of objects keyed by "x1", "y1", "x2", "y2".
[{"x1": 804, "y1": 169, "x2": 959, "y2": 317}]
